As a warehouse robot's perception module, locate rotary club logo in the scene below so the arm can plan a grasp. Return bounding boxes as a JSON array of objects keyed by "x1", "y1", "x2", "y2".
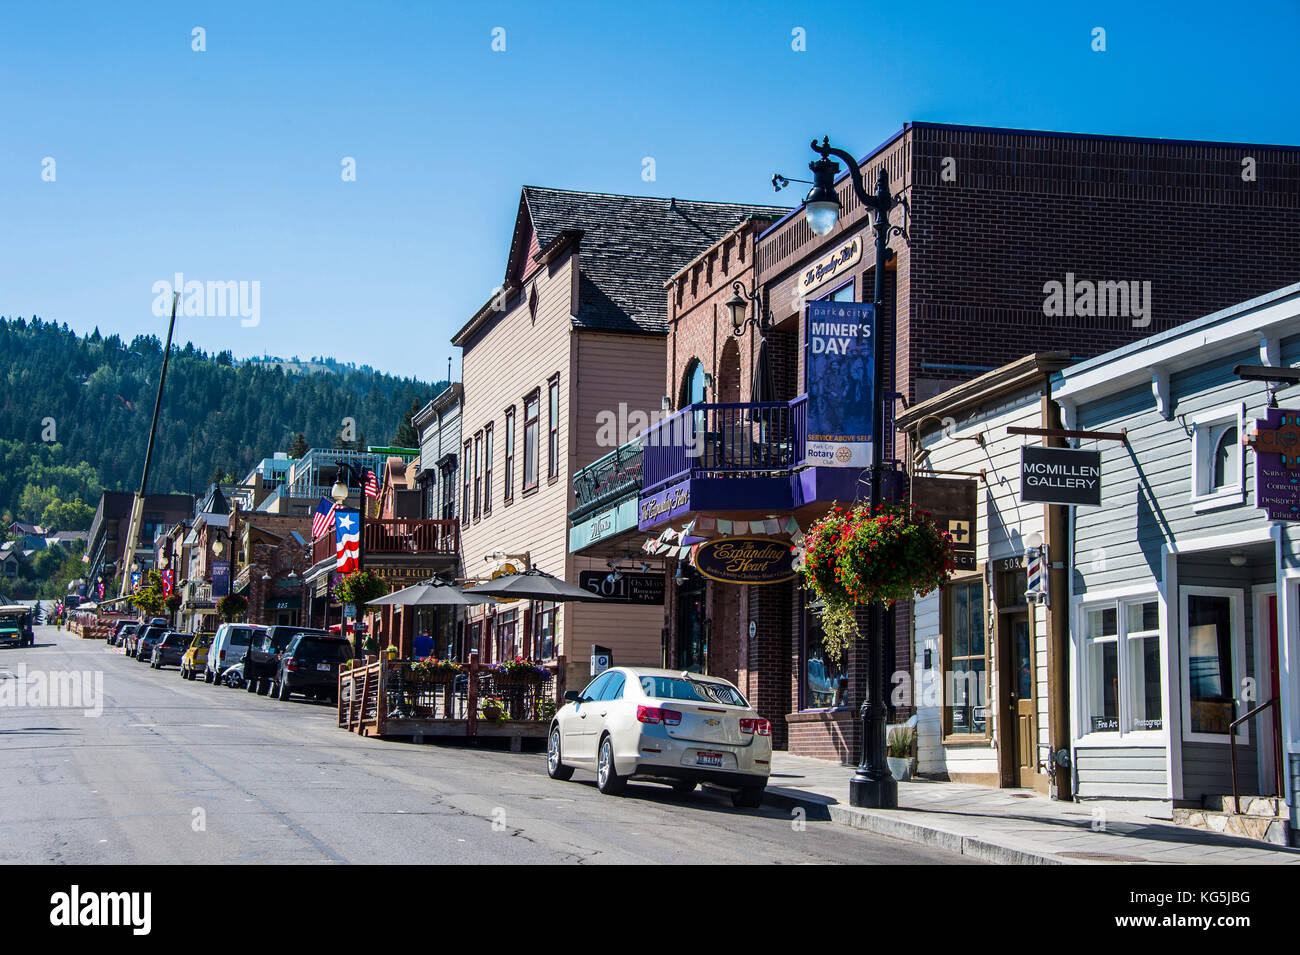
[{"x1": 835, "y1": 446, "x2": 852, "y2": 463}]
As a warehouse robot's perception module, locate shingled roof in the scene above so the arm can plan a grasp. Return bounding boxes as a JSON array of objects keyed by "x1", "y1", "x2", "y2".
[{"x1": 516, "y1": 187, "x2": 788, "y2": 335}]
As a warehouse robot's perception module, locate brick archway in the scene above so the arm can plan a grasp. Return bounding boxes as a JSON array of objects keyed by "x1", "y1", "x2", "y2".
[{"x1": 717, "y1": 338, "x2": 741, "y2": 403}]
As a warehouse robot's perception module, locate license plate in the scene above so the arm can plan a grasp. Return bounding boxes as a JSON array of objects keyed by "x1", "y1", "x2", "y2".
[
  {"x1": 317, "y1": 663, "x2": 331, "y2": 671},
  {"x1": 696, "y1": 752, "x2": 724, "y2": 767}
]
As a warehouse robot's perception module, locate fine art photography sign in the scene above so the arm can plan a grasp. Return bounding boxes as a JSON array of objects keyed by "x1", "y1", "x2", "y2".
[
  {"x1": 805, "y1": 300, "x2": 875, "y2": 469},
  {"x1": 1020, "y1": 446, "x2": 1102, "y2": 506},
  {"x1": 1247, "y1": 408, "x2": 1300, "y2": 520},
  {"x1": 693, "y1": 537, "x2": 796, "y2": 585}
]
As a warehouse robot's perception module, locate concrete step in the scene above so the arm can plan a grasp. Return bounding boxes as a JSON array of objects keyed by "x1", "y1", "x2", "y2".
[
  {"x1": 1201, "y1": 794, "x2": 1284, "y2": 817},
  {"x1": 1173, "y1": 806, "x2": 1291, "y2": 845}
]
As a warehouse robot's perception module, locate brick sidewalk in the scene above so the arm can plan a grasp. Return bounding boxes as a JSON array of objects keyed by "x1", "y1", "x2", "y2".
[{"x1": 762, "y1": 753, "x2": 1300, "y2": 865}]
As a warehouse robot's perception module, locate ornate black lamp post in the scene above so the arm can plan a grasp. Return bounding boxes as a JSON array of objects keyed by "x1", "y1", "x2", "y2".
[{"x1": 797, "y1": 136, "x2": 908, "y2": 809}]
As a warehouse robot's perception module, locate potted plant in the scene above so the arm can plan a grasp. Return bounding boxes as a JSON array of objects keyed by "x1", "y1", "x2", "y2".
[
  {"x1": 333, "y1": 570, "x2": 389, "y2": 610},
  {"x1": 887, "y1": 725, "x2": 916, "y2": 781},
  {"x1": 409, "y1": 658, "x2": 462, "y2": 685},
  {"x1": 534, "y1": 695, "x2": 557, "y2": 721},
  {"x1": 480, "y1": 695, "x2": 506, "y2": 723},
  {"x1": 801, "y1": 502, "x2": 956, "y2": 662}
]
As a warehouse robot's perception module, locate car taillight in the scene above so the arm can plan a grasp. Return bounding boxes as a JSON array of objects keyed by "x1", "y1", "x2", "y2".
[
  {"x1": 740, "y1": 718, "x2": 771, "y2": 736},
  {"x1": 284, "y1": 657, "x2": 297, "y2": 672},
  {"x1": 219, "y1": 650, "x2": 225, "y2": 660},
  {"x1": 636, "y1": 705, "x2": 682, "y2": 726}
]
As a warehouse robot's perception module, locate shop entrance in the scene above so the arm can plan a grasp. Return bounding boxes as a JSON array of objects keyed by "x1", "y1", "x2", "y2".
[
  {"x1": 996, "y1": 568, "x2": 1038, "y2": 789},
  {"x1": 676, "y1": 574, "x2": 707, "y2": 672}
]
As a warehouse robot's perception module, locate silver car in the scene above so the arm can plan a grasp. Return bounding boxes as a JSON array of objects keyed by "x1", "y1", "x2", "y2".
[{"x1": 547, "y1": 667, "x2": 771, "y2": 807}]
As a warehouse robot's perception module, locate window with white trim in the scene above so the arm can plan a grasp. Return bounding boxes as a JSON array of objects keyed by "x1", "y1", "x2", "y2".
[
  {"x1": 1189, "y1": 403, "x2": 1244, "y2": 509},
  {"x1": 1181, "y1": 588, "x2": 1245, "y2": 740},
  {"x1": 1081, "y1": 596, "x2": 1163, "y2": 737}
]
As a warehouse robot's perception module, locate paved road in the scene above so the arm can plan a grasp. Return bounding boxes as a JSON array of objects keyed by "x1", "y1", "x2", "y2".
[{"x1": 0, "y1": 625, "x2": 977, "y2": 864}]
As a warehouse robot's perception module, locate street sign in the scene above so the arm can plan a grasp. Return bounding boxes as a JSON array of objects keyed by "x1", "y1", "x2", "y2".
[
  {"x1": 1020, "y1": 446, "x2": 1102, "y2": 506},
  {"x1": 578, "y1": 571, "x2": 664, "y2": 604},
  {"x1": 344, "y1": 603, "x2": 356, "y2": 617},
  {"x1": 590, "y1": 644, "x2": 612, "y2": 677},
  {"x1": 1247, "y1": 409, "x2": 1300, "y2": 520}
]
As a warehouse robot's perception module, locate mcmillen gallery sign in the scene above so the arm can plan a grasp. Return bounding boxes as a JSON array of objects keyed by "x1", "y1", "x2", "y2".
[{"x1": 1020, "y1": 446, "x2": 1102, "y2": 507}]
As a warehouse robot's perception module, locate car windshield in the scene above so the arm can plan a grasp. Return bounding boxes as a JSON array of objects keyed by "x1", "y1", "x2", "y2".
[
  {"x1": 273, "y1": 629, "x2": 324, "y2": 650},
  {"x1": 191, "y1": 635, "x2": 211, "y2": 648},
  {"x1": 640, "y1": 675, "x2": 748, "y2": 707},
  {"x1": 163, "y1": 633, "x2": 191, "y2": 646},
  {"x1": 292, "y1": 639, "x2": 352, "y2": 662}
]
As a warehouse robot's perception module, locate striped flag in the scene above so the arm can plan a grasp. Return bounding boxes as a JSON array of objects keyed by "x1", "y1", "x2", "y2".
[
  {"x1": 311, "y1": 497, "x2": 337, "y2": 540},
  {"x1": 363, "y1": 468, "x2": 379, "y2": 499},
  {"x1": 334, "y1": 510, "x2": 360, "y2": 573}
]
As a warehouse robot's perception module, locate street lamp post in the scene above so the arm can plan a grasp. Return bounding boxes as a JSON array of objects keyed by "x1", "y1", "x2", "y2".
[{"x1": 797, "y1": 137, "x2": 908, "y2": 810}]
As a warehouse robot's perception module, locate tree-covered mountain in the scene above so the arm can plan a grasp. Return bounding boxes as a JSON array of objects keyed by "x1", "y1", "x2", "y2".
[{"x1": 0, "y1": 316, "x2": 443, "y2": 527}]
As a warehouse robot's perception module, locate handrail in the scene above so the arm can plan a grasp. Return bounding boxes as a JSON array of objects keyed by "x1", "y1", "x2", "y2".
[{"x1": 1229, "y1": 696, "x2": 1283, "y2": 815}]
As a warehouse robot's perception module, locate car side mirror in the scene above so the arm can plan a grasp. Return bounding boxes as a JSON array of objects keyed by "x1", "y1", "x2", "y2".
[{"x1": 564, "y1": 690, "x2": 581, "y2": 702}]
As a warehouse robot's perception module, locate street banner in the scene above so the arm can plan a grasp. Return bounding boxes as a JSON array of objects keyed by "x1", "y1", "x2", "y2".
[
  {"x1": 335, "y1": 510, "x2": 360, "y2": 573},
  {"x1": 805, "y1": 300, "x2": 875, "y2": 468},
  {"x1": 212, "y1": 561, "x2": 230, "y2": 597}
]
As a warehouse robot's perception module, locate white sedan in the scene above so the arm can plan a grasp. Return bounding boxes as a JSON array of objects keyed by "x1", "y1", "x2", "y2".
[{"x1": 547, "y1": 666, "x2": 771, "y2": 807}]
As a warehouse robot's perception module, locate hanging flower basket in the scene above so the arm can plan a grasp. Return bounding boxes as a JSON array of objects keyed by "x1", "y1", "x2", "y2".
[
  {"x1": 407, "y1": 658, "x2": 462, "y2": 685},
  {"x1": 489, "y1": 658, "x2": 548, "y2": 687},
  {"x1": 801, "y1": 502, "x2": 957, "y2": 661}
]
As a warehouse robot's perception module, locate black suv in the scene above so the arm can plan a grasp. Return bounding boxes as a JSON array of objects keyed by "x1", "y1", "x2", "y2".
[
  {"x1": 245, "y1": 626, "x2": 329, "y2": 695},
  {"x1": 270, "y1": 634, "x2": 352, "y2": 702},
  {"x1": 150, "y1": 631, "x2": 193, "y2": 669},
  {"x1": 133, "y1": 623, "x2": 168, "y2": 661}
]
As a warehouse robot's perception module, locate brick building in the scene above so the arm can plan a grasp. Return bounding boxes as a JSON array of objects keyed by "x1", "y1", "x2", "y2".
[{"x1": 748, "y1": 122, "x2": 1300, "y2": 761}]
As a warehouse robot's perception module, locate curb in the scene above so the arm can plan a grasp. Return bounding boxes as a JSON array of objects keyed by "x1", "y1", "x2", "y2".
[{"x1": 761, "y1": 787, "x2": 1067, "y2": 865}]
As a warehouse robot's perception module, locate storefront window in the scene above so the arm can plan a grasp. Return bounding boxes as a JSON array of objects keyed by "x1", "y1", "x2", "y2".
[
  {"x1": 1126, "y1": 600, "x2": 1162, "y2": 732},
  {"x1": 1186, "y1": 592, "x2": 1235, "y2": 735},
  {"x1": 1085, "y1": 607, "x2": 1119, "y2": 733},
  {"x1": 495, "y1": 609, "x2": 517, "y2": 660},
  {"x1": 944, "y1": 578, "x2": 987, "y2": 736},
  {"x1": 1082, "y1": 596, "x2": 1164, "y2": 737},
  {"x1": 803, "y1": 609, "x2": 843, "y2": 709}
]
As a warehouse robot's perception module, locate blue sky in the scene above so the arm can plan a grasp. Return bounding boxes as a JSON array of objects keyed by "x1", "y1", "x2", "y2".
[{"x1": 2, "y1": 0, "x2": 1297, "y2": 381}]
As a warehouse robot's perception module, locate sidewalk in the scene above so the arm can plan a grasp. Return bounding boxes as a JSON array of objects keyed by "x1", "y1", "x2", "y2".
[{"x1": 764, "y1": 753, "x2": 1300, "y2": 865}]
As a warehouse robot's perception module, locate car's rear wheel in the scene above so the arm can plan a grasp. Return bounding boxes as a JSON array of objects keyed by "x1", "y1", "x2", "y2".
[
  {"x1": 256, "y1": 677, "x2": 269, "y2": 696},
  {"x1": 731, "y1": 785, "x2": 764, "y2": 809},
  {"x1": 596, "y1": 735, "x2": 625, "y2": 795},
  {"x1": 204, "y1": 670, "x2": 214, "y2": 684},
  {"x1": 245, "y1": 675, "x2": 257, "y2": 693},
  {"x1": 671, "y1": 780, "x2": 696, "y2": 794},
  {"x1": 547, "y1": 727, "x2": 574, "y2": 780},
  {"x1": 277, "y1": 680, "x2": 292, "y2": 702}
]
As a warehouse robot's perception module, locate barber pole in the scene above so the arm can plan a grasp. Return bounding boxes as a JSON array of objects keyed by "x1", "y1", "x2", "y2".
[{"x1": 1025, "y1": 544, "x2": 1048, "y2": 605}]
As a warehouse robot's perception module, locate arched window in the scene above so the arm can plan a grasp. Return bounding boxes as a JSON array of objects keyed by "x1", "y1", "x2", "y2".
[
  {"x1": 1212, "y1": 425, "x2": 1238, "y2": 490},
  {"x1": 681, "y1": 359, "x2": 706, "y2": 408}
]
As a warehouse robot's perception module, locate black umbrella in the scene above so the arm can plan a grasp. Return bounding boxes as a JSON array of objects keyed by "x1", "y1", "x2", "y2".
[
  {"x1": 466, "y1": 568, "x2": 603, "y2": 602},
  {"x1": 367, "y1": 579, "x2": 491, "y2": 607}
]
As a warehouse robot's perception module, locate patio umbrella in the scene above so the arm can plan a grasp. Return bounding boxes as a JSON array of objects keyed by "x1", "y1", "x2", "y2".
[
  {"x1": 751, "y1": 335, "x2": 776, "y2": 403},
  {"x1": 465, "y1": 567, "x2": 604, "y2": 602},
  {"x1": 367, "y1": 579, "x2": 492, "y2": 607}
]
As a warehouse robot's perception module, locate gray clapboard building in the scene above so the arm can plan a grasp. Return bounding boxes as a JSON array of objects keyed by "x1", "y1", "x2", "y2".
[{"x1": 1056, "y1": 281, "x2": 1300, "y2": 843}]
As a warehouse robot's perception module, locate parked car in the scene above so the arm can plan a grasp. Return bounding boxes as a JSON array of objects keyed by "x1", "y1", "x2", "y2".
[
  {"x1": 245, "y1": 626, "x2": 328, "y2": 695},
  {"x1": 114, "y1": 623, "x2": 137, "y2": 648},
  {"x1": 0, "y1": 605, "x2": 35, "y2": 648},
  {"x1": 269, "y1": 634, "x2": 351, "y2": 702},
  {"x1": 133, "y1": 624, "x2": 168, "y2": 661},
  {"x1": 180, "y1": 633, "x2": 212, "y2": 680},
  {"x1": 547, "y1": 667, "x2": 771, "y2": 807},
  {"x1": 150, "y1": 631, "x2": 193, "y2": 669},
  {"x1": 205, "y1": 623, "x2": 265, "y2": 684},
  {"x1": 221, "y1": 661, "x2": 245, "y2": 688}
]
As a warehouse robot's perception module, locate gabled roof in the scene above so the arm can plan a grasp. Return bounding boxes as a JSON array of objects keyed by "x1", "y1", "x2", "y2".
[{"x1": 456, "y1": 187, "x2": 788, "y2": 344}]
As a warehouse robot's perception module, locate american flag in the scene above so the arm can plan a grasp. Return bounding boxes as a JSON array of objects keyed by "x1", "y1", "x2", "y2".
[
  {"x1": 364, "y1": 468, "x2": 379, "y2": 499},
  {"x1": 311, "y1": 497, "x2": 338, "y2": 540}
]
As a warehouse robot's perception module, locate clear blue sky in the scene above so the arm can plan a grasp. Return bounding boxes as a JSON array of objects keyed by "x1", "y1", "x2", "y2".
[{"x1": 2, "y1": 0, "x2": 1297, "y2": 381}]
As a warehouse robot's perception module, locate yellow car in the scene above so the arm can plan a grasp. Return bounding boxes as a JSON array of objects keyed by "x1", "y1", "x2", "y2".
[{"x1": 180, "y1": 633, "x2": 213, "y2": 680}]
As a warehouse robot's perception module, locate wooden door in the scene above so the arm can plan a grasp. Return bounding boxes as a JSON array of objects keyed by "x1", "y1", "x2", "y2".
[{"x1": 1009, "y1": 613, "x2": 1038, "y2": 788}]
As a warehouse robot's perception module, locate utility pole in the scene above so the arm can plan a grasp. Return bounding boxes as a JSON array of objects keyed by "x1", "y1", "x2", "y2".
[{"x1": 118, "y1": 292, "x2": 180, "y2": 598}]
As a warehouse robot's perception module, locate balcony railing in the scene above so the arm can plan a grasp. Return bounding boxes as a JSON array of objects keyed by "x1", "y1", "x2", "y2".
[
  {"x1": 571, "y1": 440, "x2": 643, "y2": 517},
  {"x1": 364, "y1": 518, "x2": 459, "y2": 555},
  {"x1": 641, "y1": 396, "x2": 808, "y2": 493},
  {"x1": 311, "y1": 518, "x2": 460, "y2": 568}
]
